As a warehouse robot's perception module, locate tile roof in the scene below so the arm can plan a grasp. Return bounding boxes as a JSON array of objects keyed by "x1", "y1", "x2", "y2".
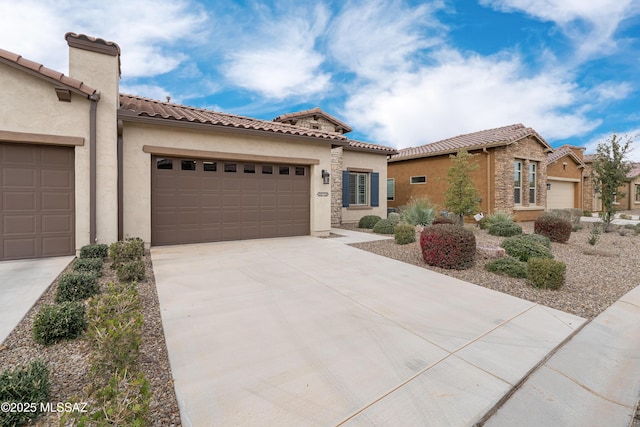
[
  {"x1": 583, "y1": 154, "x2": 598, "y2": 163},
  {"x1": 389, "y1": 124, "x2": 551, "y2": 162},
  {"x1": 627, "y1": 163, "x2": 640, "y2": 179},
  {"x1": 0, "y1": 47, "x2": 97, "y2": 98},
  {"x1": 346, "y1": 139, "x2": 397, "y2": 154},
  {"x1": 119, "y1": 95, "x2": 349, "y2": 141},
  {"x1": 546, "y1": 145, "x2": 586, "y2": 167},
  {"x1": 273, "y1": 107, "x2": 353, "y2": 133}
]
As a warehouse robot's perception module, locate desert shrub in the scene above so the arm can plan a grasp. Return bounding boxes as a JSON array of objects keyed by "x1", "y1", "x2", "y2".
[
  {"x1": 72, "y1": 257, "x2": 103, "y2": 276},
  {"x1": 488, "y1": 222, "x2": 522, "y2": 237},
  {"x1": 33, "y1": 302, "x2": 87, "y2": 345},
  {"x1": 583, "y1": 210, "x2": 592, "y2": 217},
  {"x1": 572, "y1": 223, "x2": 583, "y2": 232},
  {"x1": 387, "y1": 212, "x2": 401, "y2": 225},
  {"x1": 501, "y1": 234, "x2": 553, "y2": 262},
  {"x1": 400, "y1": 197, "x2": 436, "y2": 226},
  {"x1": 109, "y1": 238, "x2": 144, "y2": 267},
  {"x1": 432, "y1": 217, "x2": 457, "y2": 225},
  {"x1": 624, "y1": 223, "x2": 637, "y2": 230},
  {"x1": 0, "y1": 359, "x2": 50, "y2": 426},
  {"x1": 80, "y1": 243, "x2": 109, "y2": 259},
  {"x1": 55, "y1": 271, "x2": 100, "y2": 303},
  {"x1": 394, "y1": 224, "x2": 416, "y2": 245},
  {"x1": 478, "y1": 216, "x2": 489, "y2": 229},
  {"x1": 619, "y1": 213, "x2": 631, "y2": 220},
  {"x1": 527, "y1": 258, "x2": 566, "y2": 289},
  {"x1": 420, "y1": 224, "x2": 476, "y2": 269},
  {"x1": 116, "y1": 260, "x2": 146, "y2": 283},
  {"x1": 84, "y1": 370, "x2": 151, "y2": 426},
  {"x1": 358, "y1": 215, "x2": 382, "y2": 229},
  {"x1": 534, "y1": 213, "x2": 572, "y2": 243},
  {"x1": 372, "y1": 218, "x2": 395, "y2": 234},
  {"x1": 550, "y1": 208, "x2": 582, "y2": 229},
  {"x1": 588, "y1": 222, "x2": 602, "y2": 245},
  {"x1": 485, "y1": 257, "x2": 528, "y2": 278},
  {"x1": 484, "y1": 211, "x2": 514, "y2": 227}
]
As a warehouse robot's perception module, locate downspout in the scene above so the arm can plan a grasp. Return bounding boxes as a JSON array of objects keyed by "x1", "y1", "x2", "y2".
[
  {"x1": 483, "y1": 148, "x2": 491, "y2": 214},
  {"x1": 89, "y1": 94, "x2": 99, "y2": 244},
  {"x1": 117, "y1": 119, "x2": 124, "y2": 240}
]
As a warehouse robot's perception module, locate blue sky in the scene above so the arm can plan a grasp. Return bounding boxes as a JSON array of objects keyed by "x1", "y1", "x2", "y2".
[{"x1": 1, "y1": 0, "x2": 639, "y2": 158}]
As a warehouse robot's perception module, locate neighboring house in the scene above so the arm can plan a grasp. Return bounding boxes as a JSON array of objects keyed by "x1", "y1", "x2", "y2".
[
  {"x1": 387, "y1": 124, "x2": 553, "y2": 221},
  {"x1": 583, "y1": 156, "x2": 640, "y2": 212},
  {"x1": 0, "y1": 33, "x2": 392, "y2": 261},
  {"x1": 274, "y1": 108, "x2": 396, "y2": 225},
  {"x1": 545, "y1": 145, "x2": 586, "y2": 211}
]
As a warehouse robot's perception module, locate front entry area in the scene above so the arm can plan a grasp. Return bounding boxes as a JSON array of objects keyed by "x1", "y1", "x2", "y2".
[{"x1": 151, "y1": 156, "x2": 310, "y2": 246}]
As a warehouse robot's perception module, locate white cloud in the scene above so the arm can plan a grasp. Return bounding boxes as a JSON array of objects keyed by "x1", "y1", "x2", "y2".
[
  {"x1": 344, "y1": 49, "x2": 600, "y2": 149},
  {"x1": 480, "y1": 0, "x2": 640, "y2": 60},
  {"x1": 583, "y1": 129, "x2": 640, "y2": 162}
]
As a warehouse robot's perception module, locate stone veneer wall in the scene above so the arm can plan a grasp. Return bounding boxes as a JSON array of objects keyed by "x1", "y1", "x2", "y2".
[
  {"x1": 493, "y1": 137, "x2": 548, "y2": 213},
  {"x1": 583, "y1": 163, "x2": 596, "y2": 212},
  {"x1": 331, "y1": 146, "x2": 343, "y2": 225},
  {"x1": 294, "y1": 116, "x2": 342, "y2": 134}
]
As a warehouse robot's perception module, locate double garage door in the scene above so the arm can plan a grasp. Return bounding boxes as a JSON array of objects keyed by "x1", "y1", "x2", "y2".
[
  {"x1": 152, "y1": 156, "x2": 310, "y2": 246},
  {"x1": 0, "y1": 142, "x2": 75, "y2": 261}
]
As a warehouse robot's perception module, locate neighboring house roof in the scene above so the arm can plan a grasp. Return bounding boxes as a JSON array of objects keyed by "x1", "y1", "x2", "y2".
[
  {"x1": 273, "y1": 107, "x2": 353, "y2": 134},
  {"x1": 119, "y1": 94, "x2": 349, "y2": 142},
  {"x1": 627, "y1": 163, "x2": 640, "y2": 179},
  {"x1": 584, "y1": 154, "x2": 598, "y2": 163},
  {"x1": 546, "y1": 145, "x2": 586, "y2": 168},
  {"x1": 346, "y1": 139, "x2": 398, "y2": 155},
  {"x1": 389, "y1": 124, "x2": 552, "y2": 162},
  {"x1": 0, "y1": 46, "x2": 98, "y2": 100}
]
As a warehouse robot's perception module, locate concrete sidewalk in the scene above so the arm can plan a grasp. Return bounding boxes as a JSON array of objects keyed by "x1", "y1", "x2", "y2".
[
  {"x1": 0, "y1": 256, "x2": 73, "y2": 345},
  {"x1": 152, "y1": 236, "x2": 584, "y2": 426}
]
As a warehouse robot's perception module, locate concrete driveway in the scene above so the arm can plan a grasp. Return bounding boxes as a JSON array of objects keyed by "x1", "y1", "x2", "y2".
[
  {"x1": 152, "y1": 237, "x2": 584, "y2": 426},
  {"x1": 0, "y1": 256, "x2": 74, "y2": 345}
]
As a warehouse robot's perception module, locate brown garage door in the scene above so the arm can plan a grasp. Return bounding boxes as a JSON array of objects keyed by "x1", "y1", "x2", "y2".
[
  {"x1": 151, "y1": 156, "x2": 310, "y2": 246},
  {"x1": 0, "y1": 142, "x2": 75, "y2": 260}
]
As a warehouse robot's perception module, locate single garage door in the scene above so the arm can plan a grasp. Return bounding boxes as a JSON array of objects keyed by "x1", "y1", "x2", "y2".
[
  {"x1": 547, "y1": 180, "x2": 575, "y2": 210},
  {"x1": 0, "y1": 142, "x2": 75, "y2": 260},
  {"x1": 152, "y1": 156, "x2": 310, "y2": 246}
]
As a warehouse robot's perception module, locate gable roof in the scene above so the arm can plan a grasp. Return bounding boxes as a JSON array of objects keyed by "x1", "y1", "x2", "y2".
[
  {"x1": 0, "y1": 46, "x2": 98, "y2": 100},
  {"x1": 627, "y1": 163, "x2": 640, "y2": 179},
  {"x1": 546, "y1": 145, "x2": 585, "y2": 168},
  {"x1": 389, "y1": 124, "x2": 552, "y2": 162},
  {"x1": 118, "y1": 94, "x2": 349, "y2": 142},
  {"x1": 346, "y1": 139, "x2": 397, "y2": 155},
  {"x1": 273, "y1": 107, "x2": 353, "y2": 134}
]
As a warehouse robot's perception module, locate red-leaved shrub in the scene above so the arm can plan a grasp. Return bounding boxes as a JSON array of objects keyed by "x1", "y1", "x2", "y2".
[
  {"x1": 534, "y1": 213, "x2": 572, "y2": 243},
  {"x1": 420, "y1": 224, "x2": 476, "y2": 269}
]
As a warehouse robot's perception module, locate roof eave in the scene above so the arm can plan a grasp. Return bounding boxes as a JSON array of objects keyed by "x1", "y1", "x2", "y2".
[
  {"x1": 389, "y1": 141, "x2": 509, "y2": 162},
  {"x1": 344, "y1": 145, "x2": 398, "y2": 155}
]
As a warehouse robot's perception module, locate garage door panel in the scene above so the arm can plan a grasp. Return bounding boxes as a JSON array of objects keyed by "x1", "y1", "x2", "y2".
[
  {"x1": 4, "y1": 168, "x2": 36, "y2": 187},
  {"x1": 2, "y1": 144, "x2": 35, "y2": 163},
  {"x1": 4, "y1": 238, "x2": 36, "y2": 259},
  {"x1": 41, "y1": 192, "x2": 73, "y2": 210},
  {"x1": 39, "y1": 147, "x2": 73, "y2": 165},
  {"x1": 42, "y1": 236, "x2": 73, "y2": 256},
  {"x1": 4, "y1": 215, "x2": 36, "y2": 234},
  {"x1": 4, "y1": 192, "x2": 36, "y2": 210},
  {"x1": 178, "y1": 194, "x2": 201, "y2": 209},
  {"x1": 42, "y1": 215, "x2": 72, "y2": 233},
  {"x1": 201, "y1": 195, "x2": 222, "y2": 208},
  {"x1": 547, "y1": 180, "x2": 575, "y2": 210},
  {"x1": 41, "y1": 169, "x2": 73, "y2": 188}
]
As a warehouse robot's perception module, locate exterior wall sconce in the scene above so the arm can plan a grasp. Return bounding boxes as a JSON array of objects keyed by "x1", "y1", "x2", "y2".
[
  {"x1": 546, "y1": 183, "x2": 551, "y2": 190},
  {"x1": 322, "y1": 169, "x2": 330, "y2": 184}
]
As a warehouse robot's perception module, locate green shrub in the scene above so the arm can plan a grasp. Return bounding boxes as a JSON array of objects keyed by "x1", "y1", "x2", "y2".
[
  {"x1": 501, "y1": 234, "x2": 553, "y2": 262},
  {"x1": 432, "y1": 217, "x2": 457, "y2": 225},
  {"x1": 87, "y1": 370, "x2": 151, "y2": 426},
  {"x1": 33, "y1": 302, "x2": 87, "y2": 345},
  {"x1": 72, "y1": 257, "x2": 103, "y2": 276},
  {"x1": 488, "y1": 222, "x2": 522, "y2": 237},
  {"x1": 55, "y1": 271, "x2": 100, "y2": 303},
  {"x1": 485, "y1": 257, "x2": 528, "y2": 278},
  {"x1": 534, "y1": 213, "x2": 572, "y2": 243},
  {"x1": 109, "y1": 237, "x2": 145, "y2": 267},
  {"x1": 0, "y1": 359, "x2": 50, "y2": 426},
  {"x1": 394, "y1": 224, "x2": 416, "y2": 245},
  {"x1": 358, "y1": 215, "x2": 382, "y2": 229},
  {"x1": 583, "y1": 210, "x2": 592, "y2": 217},
  {"x1": 420, "y1": 224, "x2": 476, "y2": 269},
  {"x1": 527, "y1": 258, "x2": 566, "y2": 289},
  {"x1": 116, "y1": 260, "x2": 146, "y2": 283},
  {"x1": 484, "y1": 211, "x2": 514, "y2": 227},
  {"x1": 588, "y1": 223, "x2": 602, "y2": 245},
  {"x1": 478, "y1": 216, "x2": 489, "y2": 229},
  {"x1": 372, "y1": 218, "x2": 395, "y2": 234},
  {"x1": 79, "y1": 243, "x2": 109, "y2": 259},
  {"x1": 400, "y1": 197, "x2": 436, "y2": 226},
  {"x1": 387, "y1": 212, "x2": 401, "y2": 225}
]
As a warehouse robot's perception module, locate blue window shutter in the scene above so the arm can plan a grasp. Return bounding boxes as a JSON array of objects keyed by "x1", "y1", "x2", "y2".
[
  {"x1": 371, "y1": 172, "x2": 379, "y2": 207},
  {"x1": 342, "y1": 171, "x2": 350, "y2": 207}
]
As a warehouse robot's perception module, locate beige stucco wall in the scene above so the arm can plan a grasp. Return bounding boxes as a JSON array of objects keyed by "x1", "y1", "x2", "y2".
[
  {"x1": 341, "y1": 149, "x2": 388, "y2": 224},
  {"x1": 0, "y1": 64, "x2": 92, "y2": 251},
  {"x1": 121, "y1": 123, "x2": 333, "y2": 244}
]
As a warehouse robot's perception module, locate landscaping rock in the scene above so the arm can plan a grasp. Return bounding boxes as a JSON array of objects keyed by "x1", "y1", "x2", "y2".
[{"x1": 476, "y1": 243, "x2": 506, "y2": 259}]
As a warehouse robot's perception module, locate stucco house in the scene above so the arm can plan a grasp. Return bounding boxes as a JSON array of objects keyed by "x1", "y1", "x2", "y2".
[
  {"x1": 545, "y1": 145, "x2": 586, "y2": 211},
  {"x1": 387, "y1": 124, "x2": 555, "y2": 221},
  {"x1": 583, "y1": 155, "x2": 640, "y2": 213},
  {"x1": 0, "y1": 33, "x2": 391, "y2": 261}
]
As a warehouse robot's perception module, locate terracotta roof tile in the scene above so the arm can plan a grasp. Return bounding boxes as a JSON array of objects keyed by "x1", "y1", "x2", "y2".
[
  {"x1": 584, "y1": 154, "x2": 598, "y2": 163},
  {"x1": 627, "y1": 163, "x2": 640, "y2": 179},
  {"x1": 346, "y1": 139, "x2": 397, "y2": 154},
  {"x1": 119, "y1": 94, "x2": 349, "y2": 141},
  {"x1": 0, "y1": 47, "x2": 97, "y2": 98},
  {"x1": 274, "y1": 107, "x2": 353, "y2": 133},
  {"x1": 546, "y1": 144, "x2": 586, "y2": 167},
  {"x1": 390, "y1": 124, "x2": 551, "y2": 161}
]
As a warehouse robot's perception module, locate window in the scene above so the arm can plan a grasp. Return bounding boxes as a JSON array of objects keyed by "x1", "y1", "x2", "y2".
[
  {"x1": 156, "y1": 158, "x2": 172, "y2": 169},
  {"x1": 636, "y1": 185, "x2": 640, "y2": 203},
  {"x1": 279, "y1": 166, "x2": 290, "y2": 175},
  {"x1": 410, "y1": 176, "x2": 426, "y2": 184},
  {"x1": 262, "y1": 165, "x2": 273, "y2": 174},
  {"x1": 349, "y1": 172, "x2": 368, "y2": 205},
  {"x1": 181, "y1": 160, "x2": 196, "y2": 171},
  {"x1": 295, "y1": 167, "x2": 305, "y2": 176},
  {"x1": 244, "y1": 164, "x2": 256, "y2": 174},
  {"x1": 224, "y1": 163, "x2": 237, "y2": 172},
  {"x1": 514, "y1": 160, "x2": 522, "y2": 204},
  {"x1": 529, "y1": 162, "x2": 537, "y2": 204},
  {"x1": 203, "y1": 161, "x2": 217, "y2": 172},
  {"x1": 387, "y1": 178, "x2": 395, "y2": 201}
]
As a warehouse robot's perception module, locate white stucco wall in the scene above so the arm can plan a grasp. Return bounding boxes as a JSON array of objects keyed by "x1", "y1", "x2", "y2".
[
  {"x1": 341, "y1": 149, "x2": 389, "y2": 224},
  {"x1": 121, "y1": 123, "x2": 333, "y2": 244}
]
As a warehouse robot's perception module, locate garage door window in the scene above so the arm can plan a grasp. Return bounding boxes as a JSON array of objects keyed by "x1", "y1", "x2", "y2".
[
  {"x1": 295, "y1": 167, "x2": 305, "y2": 176},
  {"x1": 181, "y1": 160, "x2": 196, "y2": 171},
  {"x1": 279, "y1": 166, "x2": 290, "y2": 175},
  {"x1": 262, "y1": 165, "x2": 273, "y2": 174},
  {"x1": 224, "y1": 163, "x2": 237, "y2": 172},
  {"x1": 203, "y1": 161, "x2": 216, "y2": 172},
  {"x1": 244, "y1": 164, "x2": 256, "y2": 174},
  {"x1": 157, "y1": 158, "x2": 173, "y2": 169}
]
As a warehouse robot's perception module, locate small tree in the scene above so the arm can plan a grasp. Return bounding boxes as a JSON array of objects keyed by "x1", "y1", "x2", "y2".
[
  {"x1": 591, "y1": 134, "x2": 633, "y2": 231},
  {"x1": 444, "y1": 149, "x2": 480, "y2": 224}
]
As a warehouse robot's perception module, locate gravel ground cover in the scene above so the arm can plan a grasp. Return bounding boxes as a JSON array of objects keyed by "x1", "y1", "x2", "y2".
[
  {"x1": 0, "y1": 252, "x2": 181, "y2": 426},
  {"x1": 342, "y1": 221, "x2": 640, "y2": 320}
]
